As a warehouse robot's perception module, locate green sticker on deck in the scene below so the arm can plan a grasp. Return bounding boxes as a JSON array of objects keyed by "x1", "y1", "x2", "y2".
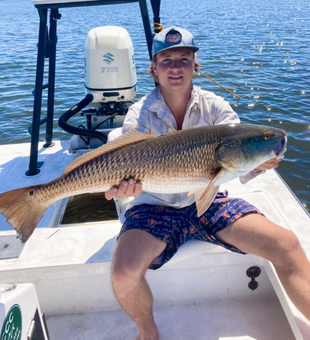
[{"x1": 0, "y1": 304, "x2": 22, "y2": 340}]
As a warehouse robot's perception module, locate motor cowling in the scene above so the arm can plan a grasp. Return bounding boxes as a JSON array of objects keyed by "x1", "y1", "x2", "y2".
[{"x1": 84, "y1": 26, "x2": 137, "y2": 107}]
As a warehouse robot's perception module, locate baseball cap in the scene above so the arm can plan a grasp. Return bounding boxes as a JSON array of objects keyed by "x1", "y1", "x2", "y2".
[{"x1": 152, "y1": 26, "x2": 199, "y2": 58}]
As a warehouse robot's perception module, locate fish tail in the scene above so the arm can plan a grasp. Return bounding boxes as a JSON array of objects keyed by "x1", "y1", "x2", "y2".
[{"x1": 0, "y1": 186, "x2": 49, "y2": 243}]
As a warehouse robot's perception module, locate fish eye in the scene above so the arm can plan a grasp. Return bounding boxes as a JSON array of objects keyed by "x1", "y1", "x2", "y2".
[{"x1": 263, "y1": 133, "x2": 271, "y2": 140}]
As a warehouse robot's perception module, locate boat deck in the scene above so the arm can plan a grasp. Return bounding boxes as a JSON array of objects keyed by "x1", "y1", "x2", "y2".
[{"x1": 47, "y1": 295, "x2": 294, "y2": 340}]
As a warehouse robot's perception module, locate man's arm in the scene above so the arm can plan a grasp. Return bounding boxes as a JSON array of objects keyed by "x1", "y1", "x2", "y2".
[{"x1": 256, "y1": 157, "x2": 283, "y2": 170}]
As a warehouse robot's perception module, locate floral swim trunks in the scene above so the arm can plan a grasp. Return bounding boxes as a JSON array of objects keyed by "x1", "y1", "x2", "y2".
[{"x1": 119, "y1": 191, "x2": 262, "y2": 270}]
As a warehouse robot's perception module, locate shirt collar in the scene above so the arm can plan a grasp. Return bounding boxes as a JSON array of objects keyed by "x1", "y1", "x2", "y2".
[
  {"x1": 147, "y1": 85, "x2": 201, "y2": 115},
  {"x1": 187, "y1": 85, "x2": 200, "y2": 111}
]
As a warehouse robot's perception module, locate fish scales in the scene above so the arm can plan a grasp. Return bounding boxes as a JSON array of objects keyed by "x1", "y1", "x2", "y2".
[
  {"x1": 61, "y1": 130, "x2": 217, "y2": 195},
  {"x1": 92, "y1": 128, "x2": 220, "y2": 192},
  {"x1": 0, "y1": 123, "x2": 287, "y2": 242},
  {"x1": 29, "y1": 128, "x2": 218, "y2": 206}
]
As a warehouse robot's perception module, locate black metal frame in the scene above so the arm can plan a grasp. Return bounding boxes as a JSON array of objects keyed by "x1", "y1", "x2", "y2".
[{"x1": 27, "y1": 0, "x2": 160, "y2": 176}]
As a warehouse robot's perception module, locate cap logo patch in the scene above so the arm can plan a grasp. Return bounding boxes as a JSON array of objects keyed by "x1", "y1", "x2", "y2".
[{"x1": 166, "y1": 31, "x2": 182, "y2": 44}]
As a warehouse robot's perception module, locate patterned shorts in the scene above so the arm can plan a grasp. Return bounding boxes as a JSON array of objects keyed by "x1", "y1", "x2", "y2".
[{"x1": 119, "y1": 191, "x2": 262, "y2": 270}]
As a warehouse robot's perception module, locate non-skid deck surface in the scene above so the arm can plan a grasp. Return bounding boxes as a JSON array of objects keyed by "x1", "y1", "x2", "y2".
[{"x1": 46, "y1": 295, "x2": 295, "y2": 340}]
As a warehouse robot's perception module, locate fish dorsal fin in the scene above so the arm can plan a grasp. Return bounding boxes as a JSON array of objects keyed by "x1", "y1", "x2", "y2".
[{"x1": 63, "y1": 130, "x2": 155, "y2": 176}]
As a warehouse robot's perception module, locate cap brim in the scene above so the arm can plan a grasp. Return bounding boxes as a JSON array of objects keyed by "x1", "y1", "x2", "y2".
[{"x1": 153, "y1": 45, "x2": 199, "y2": 57}]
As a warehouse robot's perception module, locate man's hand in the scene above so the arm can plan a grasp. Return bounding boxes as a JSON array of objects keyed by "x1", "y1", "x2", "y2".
[
  {"x1": 256, "y1": 157, "x2": 283, "y2": 171},
  {"x1": 105, "y1": 179, "x2": 142, "y2": 200}
]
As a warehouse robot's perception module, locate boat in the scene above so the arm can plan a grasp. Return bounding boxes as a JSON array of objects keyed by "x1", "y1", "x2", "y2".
[{"x1": 0, "y1": 0, "x2": 310, "y2": 339}]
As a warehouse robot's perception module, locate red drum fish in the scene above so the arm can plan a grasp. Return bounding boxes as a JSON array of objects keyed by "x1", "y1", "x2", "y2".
[{"x1": 0, "y1": 124, "x2": 287, "y2": 242}]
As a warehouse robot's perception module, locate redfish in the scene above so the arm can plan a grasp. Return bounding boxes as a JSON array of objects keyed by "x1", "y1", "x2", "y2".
[{"x1": 0, "y1": 124, "x2": 286, "y2": 242}]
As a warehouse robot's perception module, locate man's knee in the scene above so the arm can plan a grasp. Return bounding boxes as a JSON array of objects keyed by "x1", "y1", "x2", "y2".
[
  {"x1": 272, "y1": 229, "x2": 305, "y2": 269},
  {"x1": 111, "y1": 229, "x2": 166, "y2": 296},
  {"x1": 277, "y1": 229, "x2": 301, "y2": 254},
  {"x1": 111, "y1": 253, "x2": 142, "y2": 281},
  {"x1": 111, "y1": 250, "x2": 146, "y2": 298}
]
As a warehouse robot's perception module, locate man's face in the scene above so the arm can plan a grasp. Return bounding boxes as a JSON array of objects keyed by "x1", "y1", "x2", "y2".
[{"x1": 152, "y1": 47, "x2": 195, "y2": 93}]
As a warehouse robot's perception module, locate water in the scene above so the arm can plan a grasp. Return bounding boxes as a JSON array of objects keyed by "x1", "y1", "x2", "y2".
[{"x1": 0, "y1": 0, "x2": 309, "y2": 212}]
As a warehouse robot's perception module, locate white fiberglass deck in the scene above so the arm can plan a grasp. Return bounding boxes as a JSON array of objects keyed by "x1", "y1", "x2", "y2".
[
  {"x1": 0, "y1": 141, "x2": 310, "y2": 339},
  {"x1": 46, "y1": 295, "x2": 294, "y2": 340}
]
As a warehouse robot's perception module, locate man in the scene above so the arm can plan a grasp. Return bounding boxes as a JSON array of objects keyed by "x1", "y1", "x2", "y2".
[{"x1": 105, "y1": 26, "x2": 310, "y2": 340}]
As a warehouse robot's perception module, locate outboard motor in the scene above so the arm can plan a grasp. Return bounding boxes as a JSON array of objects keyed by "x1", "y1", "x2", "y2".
[
  {"x1": 59, "y1": 26, "x2": 137, "y2": 150},
  {"x1": 85, "y1": 26, "x2": 137, "y2": 106}
]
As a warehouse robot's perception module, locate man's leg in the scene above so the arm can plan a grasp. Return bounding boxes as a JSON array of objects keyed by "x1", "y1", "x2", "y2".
[
  {"x1": 111, "y1": 229, "x2": 166, "y2": 340},
  {"x1": 215, "y1": 213, "x2": 310, "y2": 320}
]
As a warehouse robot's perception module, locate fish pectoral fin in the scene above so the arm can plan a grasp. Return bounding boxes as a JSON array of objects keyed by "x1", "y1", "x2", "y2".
[
  {"x1": 63, "y1": 130, "x2": 155, "y2": 176},
  {"x1": 195, "y1": 184, "x2": 220, "y2": 217},
  {"x1": 195, "y1": 169, "x2": 225, "y2": 216},
  {"x1": 188, "y1": 190, "x2": 197, "y2": 196}
]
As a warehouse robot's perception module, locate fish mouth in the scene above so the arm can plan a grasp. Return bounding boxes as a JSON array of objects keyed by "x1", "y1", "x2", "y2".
[{"x1": 274, "y1": 136, "x2": 288, "y2": 159}]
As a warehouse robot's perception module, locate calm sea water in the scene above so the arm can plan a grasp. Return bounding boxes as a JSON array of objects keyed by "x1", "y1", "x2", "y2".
[{"x1": 0, "y1": 0, "x2": 309, "y2": 212}]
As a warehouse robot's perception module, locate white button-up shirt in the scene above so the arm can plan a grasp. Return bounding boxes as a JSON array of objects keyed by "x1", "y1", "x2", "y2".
[{"x1": 115, "y1": 84, "x2": 240, "y2": 223}]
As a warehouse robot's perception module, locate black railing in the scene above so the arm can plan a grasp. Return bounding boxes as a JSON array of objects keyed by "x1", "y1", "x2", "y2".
[{"x1": 27, "y1": 8, "x2": 60, "y2": 176}]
